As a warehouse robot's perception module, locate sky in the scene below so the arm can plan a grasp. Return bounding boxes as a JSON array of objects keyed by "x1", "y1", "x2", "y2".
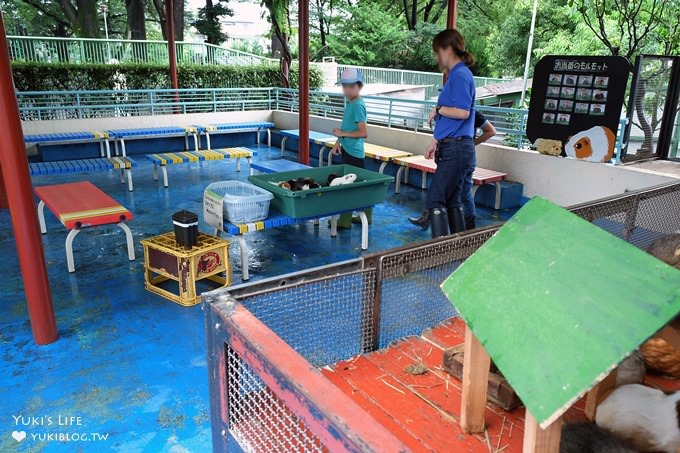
[{"x1": 186, "y1": 0, "x2": 270, "y2": 39}]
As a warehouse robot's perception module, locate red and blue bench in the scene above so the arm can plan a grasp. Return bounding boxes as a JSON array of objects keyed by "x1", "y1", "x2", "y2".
[{"x1": 35, "y1": 181, "x2": 136, "y2": 273}]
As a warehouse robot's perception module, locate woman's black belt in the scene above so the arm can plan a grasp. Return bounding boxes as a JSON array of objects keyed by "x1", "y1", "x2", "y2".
[{"x1": 439, "y1": 136, "x2": 473, "y2": 143}]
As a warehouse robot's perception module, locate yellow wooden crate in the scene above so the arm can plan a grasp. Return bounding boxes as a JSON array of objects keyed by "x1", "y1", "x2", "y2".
[{"x1": 141, "y1": 232, "x2": 232, "y2": 306}]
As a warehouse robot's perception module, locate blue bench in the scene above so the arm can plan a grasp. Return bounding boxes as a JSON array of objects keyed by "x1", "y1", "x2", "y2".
[
  {"x1": 196, "y1": 122, "x2": 275, "y2": 150},
  {"x1": 212, "y1": 207, "x2": 372, "y2": 280},
  {"x1": 25, "y1": 130, "x2": 112, "y2": 159},
  {"x1": 278, "y1": 129, "x2": 337, "y2": 161},
  {"x1": 249, "y1": 159, "x2": 311, "y2": 175}
]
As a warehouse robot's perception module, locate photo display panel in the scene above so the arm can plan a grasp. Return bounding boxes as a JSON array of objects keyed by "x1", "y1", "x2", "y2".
[{"x1": 527, "y1": 55, "x2": 631, "y2": 162}]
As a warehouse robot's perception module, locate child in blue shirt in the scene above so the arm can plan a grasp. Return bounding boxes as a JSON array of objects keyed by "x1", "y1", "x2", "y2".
[{"x1": 330, "y1": 68, "x2": 370, "y2": 228}]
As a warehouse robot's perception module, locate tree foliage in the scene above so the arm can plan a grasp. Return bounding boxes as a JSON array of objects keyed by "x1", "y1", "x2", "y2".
[{"x1": 192, "y1": 0, "x2": 233, "y2": 45}]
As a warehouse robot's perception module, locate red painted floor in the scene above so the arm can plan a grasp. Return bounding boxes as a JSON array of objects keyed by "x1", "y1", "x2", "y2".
[{"x1": 321, "y1": 317, "x2": 680, "y2": 452}]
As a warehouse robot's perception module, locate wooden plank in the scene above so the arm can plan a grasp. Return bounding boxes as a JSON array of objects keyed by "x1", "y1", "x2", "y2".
[
  {"x1": 321, "y1": 366, "x2": 436, "y2": 453},
  {"x1": 584, "y1": 368, "x2": 617, "y2": 420},
  {"x1": 441, "y1": 197, "x2": 680, "y2": 427},
  {"x1": 522, "y1": 412, "x2": 561, "y2": 453},
  {"x1": 461, "y1": 327, "x2": 491, "y2": 434}
]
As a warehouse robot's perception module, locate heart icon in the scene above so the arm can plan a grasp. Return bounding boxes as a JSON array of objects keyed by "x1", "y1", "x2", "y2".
[{"x1": 12, "y1": 431, "x2": 26, "y2": 442}]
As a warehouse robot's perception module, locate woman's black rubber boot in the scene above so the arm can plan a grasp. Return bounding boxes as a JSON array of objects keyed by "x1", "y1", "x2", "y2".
[
  {"x1": 448, "y1": 207, "x2": 466, "y2": 233},
  {"x1": 408, "y1": 210, "x2": 430, "y2": 229},
  {"x1": 464, "y1": 216, "x2": 476, "y2": 230},
  {"x1": 430, "y1": 208, "x2": 450, "y2": 238}
]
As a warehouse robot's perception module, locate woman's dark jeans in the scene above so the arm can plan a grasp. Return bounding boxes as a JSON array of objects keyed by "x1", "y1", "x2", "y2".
[{"x1": 425, "y1": 138, "x2": 476, "y2": 212}]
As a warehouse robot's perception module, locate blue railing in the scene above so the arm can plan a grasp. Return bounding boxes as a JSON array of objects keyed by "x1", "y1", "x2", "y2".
[{"x1": 16, "y1": 87, "x2": 530, "y2": 147}]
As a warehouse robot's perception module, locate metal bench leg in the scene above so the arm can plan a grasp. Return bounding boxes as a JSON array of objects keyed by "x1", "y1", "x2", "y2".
[
  {"x1": 184, "y1": 133, "x2": 189, "y2": 150},
  {"x1": 267, "y1": 129, "x2": 271, "y2": 147},
  {"x1": 65, "y1": 229, "x2": 81, "y2": 273},
  {"x1": 494, "y1": 181, "x2": 502, "y2": 210},
  {"x1": 117, "y1": 222, "x2": 136, "y2": 261},
  {"x1": 421, "y1": 171, "x2": 427, "y2": 190},
  {"x1": 236, "y1": 157, "x2": 241, "y2": 172},
  {"x1": 248, "y1": 158, "x2": 253, "y2": 176},
  {"x1": 330, "y1": 216, "x2": 338, "y2": 237},
  {"x1": 120, "y1": 169, "x2": 126, "y2": 183},
  {"x1": 104, "y1": 139, "x2": 112, "y2": 159},
  {"x1": 256, "y1": 128, "x2": 261, "y2": 145},
  {"x1": 114, "y1": 139, "x2": 120, "y2": 157},
  {"x1": 38, "y1": 200, "x2": 47, "y2": 234},
  {"x1": 120, "y1": 139, "x2": 127, "y2": 157},
  {"x1": 319, "y1": 146, "x2": 325, "y2": 167},
  {"x1": 395, "y1": 166, "x2": 405, "y2": 194},
  {"x1": 206, "y1": 133, "x2": 212, "y2": 151},
  {"x1": 161, "y1": 166, "x2": 169, "y2": 188},
  {"x1": 237, "y1": 235, "x2": 249, "y2": 281},
  {"x1": 99, "y1": 140, "x2": 104, "y2": 158},
  {"x1": 152, "y1": 164, "x2": 158, "y2": 181},
  {"x1": 327, "y1": 147, "x2": 334, "y2": 167},
  {"x1": 280, "y1": 137, "x2": 287, "y2": 156},
  {"x1": 358, "y1": 210, "x2": 369, "y2": 250},
  {"x1": 126, "y1": 169, "x2": 134, "y2": 192},
  {"x1": 378, "y1": 161, "x2": 388, "y2": 173},
  {"x1": 193, "y1": 133, "x2": 199, "y2": 151}
]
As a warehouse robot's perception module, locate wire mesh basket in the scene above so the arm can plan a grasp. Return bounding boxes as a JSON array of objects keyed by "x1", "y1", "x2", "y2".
[{"x1": 206, "y1": 181, "x2": 273, "y2": 224}]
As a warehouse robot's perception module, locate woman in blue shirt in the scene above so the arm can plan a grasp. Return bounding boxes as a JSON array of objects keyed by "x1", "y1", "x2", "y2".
[{"x1": 408, "y1": 29, "x2": 477, "y2": 238}]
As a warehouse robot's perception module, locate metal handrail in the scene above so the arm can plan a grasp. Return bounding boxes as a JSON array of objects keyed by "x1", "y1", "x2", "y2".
[{"x1": 7, "y1": 35, "x2": 274, "y2": 66}]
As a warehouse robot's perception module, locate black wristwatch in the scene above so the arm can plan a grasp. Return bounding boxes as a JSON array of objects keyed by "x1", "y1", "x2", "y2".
[{"x1": 436, "y1": 105, "x2": 442, "y2": 115}]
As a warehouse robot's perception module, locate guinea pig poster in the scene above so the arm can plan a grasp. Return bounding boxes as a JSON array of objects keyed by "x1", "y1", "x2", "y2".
[{"x1": 526, "y1": 55, "x2": 631, "y2": 163}]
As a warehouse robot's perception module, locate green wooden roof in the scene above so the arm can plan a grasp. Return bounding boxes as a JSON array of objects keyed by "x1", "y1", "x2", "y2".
[{"x1": 441, "y1": 197, "x2": 680, "y2": 428}]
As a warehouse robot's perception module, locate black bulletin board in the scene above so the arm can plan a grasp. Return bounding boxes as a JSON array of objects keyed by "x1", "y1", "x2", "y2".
[{"x1": 527, "y1": 55, "x2": 631, "y2": 161}]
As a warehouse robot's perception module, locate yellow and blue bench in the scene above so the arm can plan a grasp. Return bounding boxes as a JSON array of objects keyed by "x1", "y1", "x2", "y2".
[
  {"x1": 196, "y1": 122, "x2": 275, "y2": 150},
  {"x1": 27, "y1": 130, "x2": 138, "y2": 191},
  {"x1": 213, "y1": 207, "x2": 372, "y2": 281},
  {"x1": 322, "y1": 142, "x2": 413, "y2": 171},
  {"x1": 146, "y1": 147, "x2": 256, "y2": 188},
  {"x1": 278, "y1": 129, "x2": 338, "y2": 163},
  {"x1": 392, "y1": 155, "x2": 508, "y2": 209},
  {"x1": 107, "y1": 126, "x2": 200, "y2": 157}
]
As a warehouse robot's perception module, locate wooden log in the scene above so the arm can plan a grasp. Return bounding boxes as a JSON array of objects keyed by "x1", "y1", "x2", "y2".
[
  {"x1": 523, "y1": 411, "x2": 562, "y2": 453},
  {"x1": 461, "y1": 326, "x2": 491, "y2": 433},
  {"x1": 443, "y1": 348, "x2": 522, "y2": 411}
]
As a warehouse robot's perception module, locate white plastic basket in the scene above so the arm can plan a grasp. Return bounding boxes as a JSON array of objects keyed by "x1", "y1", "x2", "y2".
[{"x1": 205, "y1": 181, "x2": 273, "y2": 224}]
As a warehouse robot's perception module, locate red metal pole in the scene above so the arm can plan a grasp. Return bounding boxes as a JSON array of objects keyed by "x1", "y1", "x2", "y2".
[
  {"x1": 447, "y1": 0, "x2": 457, "y2": 28},
  {"x1": 298, "y1": 0, "x2": 310, "y2": 165},
  {"x1": 0, "y1": 17, "x2": 58, "y2": 345},
  {"x1": 443, "y1": 0, "x2": 458, "y2": 84},
  {"x1": 165, "y1": 0, "x2": 180, "y2": 104}
]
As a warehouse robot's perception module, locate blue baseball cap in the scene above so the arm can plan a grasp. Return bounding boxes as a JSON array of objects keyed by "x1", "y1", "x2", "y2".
[{"x1": 339, "y1": 67, "x2": 363, "y2": 85}]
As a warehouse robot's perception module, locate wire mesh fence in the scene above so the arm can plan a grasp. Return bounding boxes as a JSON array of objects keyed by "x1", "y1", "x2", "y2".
[
  {"x1": 238, "y1": 269, "x2": 377, "y2": 367},
  {"x1": 214, "y1": 182, "x2": 680, "y2": 452},
  {"x1": 225, "y1": 345, "x2": 327, "y2": 453}
]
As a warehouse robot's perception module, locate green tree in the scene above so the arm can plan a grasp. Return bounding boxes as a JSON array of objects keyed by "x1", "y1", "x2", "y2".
[
  {"x1": 192, "y1": 0, "x2": 233, "y2": 45},
  {"x1": 262, "y1": 0, "x2": 292, "y2": 86}
]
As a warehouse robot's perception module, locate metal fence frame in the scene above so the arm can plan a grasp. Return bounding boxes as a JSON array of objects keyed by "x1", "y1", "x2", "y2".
[{"x1": 207, "y1": 181, "x2": 680, "y2": 452}]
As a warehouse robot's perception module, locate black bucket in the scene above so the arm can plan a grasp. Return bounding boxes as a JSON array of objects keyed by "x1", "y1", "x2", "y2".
[{"x1": 172, "y1": 210, "x2": 198, "y2": 249}]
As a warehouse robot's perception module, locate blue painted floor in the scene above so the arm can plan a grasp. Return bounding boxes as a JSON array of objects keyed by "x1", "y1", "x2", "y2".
[{"x1": 1, "y1": 145, "x2": 515, "y2": 452}]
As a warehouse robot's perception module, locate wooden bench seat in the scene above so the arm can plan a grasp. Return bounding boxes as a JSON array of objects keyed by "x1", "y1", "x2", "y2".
[
  {"x1": 393, "y1": 155, "x2": 508, "y2": 209},
  {"x1": 35, "y1": 181, "x2": 135, "y2": 272},
  {"x1": 146, "y1": 147, "x2": 255, "y2": 187}
]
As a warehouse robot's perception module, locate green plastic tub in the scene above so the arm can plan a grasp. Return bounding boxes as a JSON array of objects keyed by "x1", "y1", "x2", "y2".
[{"x1": 248, "y1": 164, "x2": 394, "y2": 218}]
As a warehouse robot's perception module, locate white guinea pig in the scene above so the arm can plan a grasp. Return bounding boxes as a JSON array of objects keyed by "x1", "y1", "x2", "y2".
[
  {"x1": 565, "y1": 126, "x2": 615, "y2": 163},
  {"x1": 596, "y1": 384, "x2": 680, "y2": 453}
]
